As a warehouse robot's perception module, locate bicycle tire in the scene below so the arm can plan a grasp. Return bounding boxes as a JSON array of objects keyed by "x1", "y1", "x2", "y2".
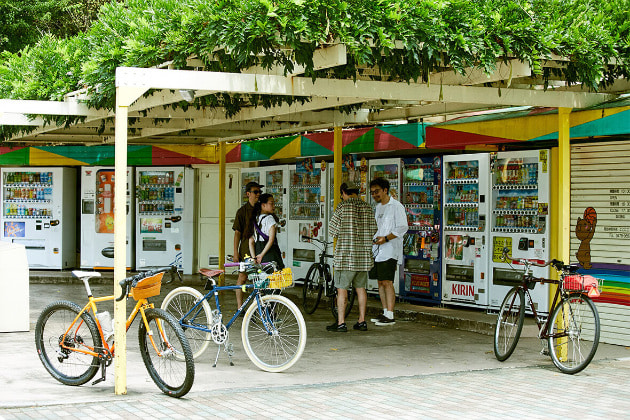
[
  {"x1": 138, "y1": 308, "x2": 195, "y2": 398},
  {"x1": 493, "y1": 287, "x2": 525, "y2": 362},
  {"x1": 35, "y1": 300, "x2": 101, "y2": 386},
  {"x1": 161, "y1": 286, "x2": 212, "y2": 359},
  {"x1": 302, "y1": 263, "x2": 324, "y2": 314},
  {"x1": 548, "y1": 293, "x2": 600, "y2": 374},
  {"x1": 330, "y1": 286, "x2": 355, "y2": 320},
  {"x1": 241, "y1": 294, "x2": 307, "y2": 373}
]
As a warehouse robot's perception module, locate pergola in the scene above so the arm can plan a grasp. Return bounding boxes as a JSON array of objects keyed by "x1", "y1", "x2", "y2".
[{"x1": 0, "y1": 41, "x2": 626, "y2": 393}]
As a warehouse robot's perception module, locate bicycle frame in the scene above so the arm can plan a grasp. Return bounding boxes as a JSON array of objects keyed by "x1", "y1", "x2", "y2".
[
  {"x1": 179, "y1": 283, "x2": 274, "y2": 334},
  {"x1": 59, "y1": 293, "x2": 169, "y2": 359}
]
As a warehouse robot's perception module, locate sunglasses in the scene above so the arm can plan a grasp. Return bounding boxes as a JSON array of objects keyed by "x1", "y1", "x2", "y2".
[{"x1": 250, "y1": 190, "x2": 261, "y2": 194}]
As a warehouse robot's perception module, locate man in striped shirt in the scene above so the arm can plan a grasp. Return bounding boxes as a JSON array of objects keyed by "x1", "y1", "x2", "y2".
[{"x1": 327, "y1": 181, "x2": 377, "y2": 332}]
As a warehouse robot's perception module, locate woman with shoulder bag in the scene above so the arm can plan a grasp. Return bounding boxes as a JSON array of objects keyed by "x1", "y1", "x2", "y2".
[{"x1": 249, "y1": 193, "x2": 285, "y2": 270}]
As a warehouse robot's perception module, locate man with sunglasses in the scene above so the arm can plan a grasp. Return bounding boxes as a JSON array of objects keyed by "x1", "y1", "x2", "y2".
[{"x1": 232, "y1": 181, "x2": 263, "y2": 309}]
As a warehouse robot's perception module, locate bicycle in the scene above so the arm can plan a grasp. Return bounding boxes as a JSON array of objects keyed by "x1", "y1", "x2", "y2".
[
  {"x1": 161, "y1": 258, "x2": 307, "y2": 373},
  {"x1": 35, "y1": 266, "x2": 195, "y2": 398},
  {"x1": 301, "y1": 235, "x2": 355, "y2": 319},
  {"x1": 493, "y1": 248, "x2": 602, "y2": 374}
]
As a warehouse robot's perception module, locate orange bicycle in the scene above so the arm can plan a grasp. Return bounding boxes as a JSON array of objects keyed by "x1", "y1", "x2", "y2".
[{"x1": 35, "y1": 266, "x2": 195, "y2": 397}]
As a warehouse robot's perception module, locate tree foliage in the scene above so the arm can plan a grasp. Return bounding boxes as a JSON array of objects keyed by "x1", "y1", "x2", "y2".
[
  {"x1": 1, "y1": 0, "x2": 630, "y2": 141},
  {"x1": 0, "y1": 0, "x2": 111, "y2": 53}
]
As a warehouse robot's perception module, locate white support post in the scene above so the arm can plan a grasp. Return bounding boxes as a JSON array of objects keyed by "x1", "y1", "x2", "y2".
[
  {"x1": 113, "y1": 87, "x2": 129, "y2": 396},
  {"x1": 113, "y1": 75, "x2": 149, "y2": 396}
]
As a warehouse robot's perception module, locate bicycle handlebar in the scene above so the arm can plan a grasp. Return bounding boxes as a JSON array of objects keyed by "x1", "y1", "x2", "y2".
[
  {"x1": 116, "y1": 265, "x2": 180, "y2": 301},
  {"x1": 302, "y1": 235, "x2": 332, "y2": 245},
  {"x1": 501, "y1": 247, "x2": 573, "y2": 272}
]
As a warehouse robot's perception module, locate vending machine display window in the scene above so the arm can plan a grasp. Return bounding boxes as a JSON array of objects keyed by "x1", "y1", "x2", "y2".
[
  {"x1": 289, "y1": 169, "x2": 321, "y2": 220},
  {"x1": 400, "y1": 157, "x2": 442, "y2": 304},
  {"x1": 137, "y1": 170, "x2": 176, "y2": 214},
  {"x1": 266, "y1": 170, "x2": 285, "y2": 219}
]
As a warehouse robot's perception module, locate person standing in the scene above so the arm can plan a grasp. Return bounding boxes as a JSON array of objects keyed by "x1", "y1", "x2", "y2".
[
  {"x1": 370, "y1": 177, "x2": 408, "y2": 326},
  {"x1": 233, "y1": 181, "x2": 263, "y2": 309},
  {"x1": 327, "y1": 181, "x2": 377, "y2": 332},
  {"x1": 249, "y1": 193, "x2": 285, "y2": 269}
]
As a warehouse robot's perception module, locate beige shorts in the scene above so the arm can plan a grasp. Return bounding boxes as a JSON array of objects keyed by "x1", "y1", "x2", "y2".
[{"x1": 334, "y1": 270, "x2": 368, "y2": 290}]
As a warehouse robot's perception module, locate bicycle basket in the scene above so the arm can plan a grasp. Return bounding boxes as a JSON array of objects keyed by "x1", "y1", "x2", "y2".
[
  {"x1": 129, "y1": 272, "x2": 164, "y2": 300},
  {"x1": 563, "y1": 274, "x2": 602, "y2": 298},
  {"x1": 250, "y1": 271, "x2": 270, "y2": 289},
  {"x1": 267, "y1": 268, "x2": 294, "y2": 289}
]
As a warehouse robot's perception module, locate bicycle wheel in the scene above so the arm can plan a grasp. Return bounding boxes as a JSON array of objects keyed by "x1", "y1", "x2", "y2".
[
  {"x1": 330, "y1": 287, "x2": 355, "y2": 320},
  {"x1": 548, "y1": 293, "x2": 600, "y2": 374},
  {"x1": 241, "y1": 294, "x2": 307, "y2": 373},
  {"x1": 493, "y1": 287, "x2": 525, "y2": 362},
  {"x1": 161, "y1": 286, "x2": 212, "y2": 359},
  {"x1": 302, "y1": 263, "x2": 324, "y2": 314},
  {"x1": 35, "y1": 300, "x2": 101, "y2": 386},
  {"x1": 138, "y1": 308, "x2": 195, "y2": 398}
]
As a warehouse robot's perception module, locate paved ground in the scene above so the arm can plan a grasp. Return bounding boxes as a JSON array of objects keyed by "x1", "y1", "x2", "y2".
[{"x1": 2, "y1": 273, "x2": 630, "y2": 418}]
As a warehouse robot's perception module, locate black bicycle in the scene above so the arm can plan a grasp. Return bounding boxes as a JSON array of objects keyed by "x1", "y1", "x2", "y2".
[
  {"x1": 301, "y1": 236, "x2": 355, "y2": 319},
  {"x1": 494, "y1": 248, "x2": 602, "y2": 374}
]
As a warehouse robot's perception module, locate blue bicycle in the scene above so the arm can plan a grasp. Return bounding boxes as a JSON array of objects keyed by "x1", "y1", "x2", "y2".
[{"x1": 161, "y1": 259, "x2": 306, "y2": 372}]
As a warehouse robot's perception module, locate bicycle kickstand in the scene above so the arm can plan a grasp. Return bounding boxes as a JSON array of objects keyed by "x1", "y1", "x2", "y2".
[
  {"x1": 212, "y1": 344, "x2": 221, "y2": 368},
  {"x1": 92, "y1": 358, "x2": 107, "y2": 385},
  {"x1": 212, "y1": 342, "x2": 235, "y2": 367}
]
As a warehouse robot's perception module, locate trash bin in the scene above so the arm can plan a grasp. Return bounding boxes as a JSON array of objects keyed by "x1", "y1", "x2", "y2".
[{"x1": 0, "y1": 242, "x2": 29, "y2": 332}]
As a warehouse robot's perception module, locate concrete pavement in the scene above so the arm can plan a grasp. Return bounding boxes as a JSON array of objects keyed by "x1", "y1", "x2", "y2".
[{"x1": 1, "y1": 271, "x2": 629, "y2": 418}]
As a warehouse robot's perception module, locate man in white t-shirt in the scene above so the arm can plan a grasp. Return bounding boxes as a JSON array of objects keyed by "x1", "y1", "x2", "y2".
[{"x1": 370, "y1": 177, "x2": 408, "y2": 325}]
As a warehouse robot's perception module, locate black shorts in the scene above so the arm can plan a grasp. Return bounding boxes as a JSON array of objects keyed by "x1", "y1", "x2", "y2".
[{"x1": 370, "y1": 258, "x2": 398, "y2": 281}]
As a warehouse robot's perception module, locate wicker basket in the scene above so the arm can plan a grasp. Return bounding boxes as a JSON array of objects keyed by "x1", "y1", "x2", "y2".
[
  {"x1": 268, "y1": 268, "x2": 294, "y2": 289},
  {"x1": 130, "y1": 272, "x2": 165, "y2": 300}
]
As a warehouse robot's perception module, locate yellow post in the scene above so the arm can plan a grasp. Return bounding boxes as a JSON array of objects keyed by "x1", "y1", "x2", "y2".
[
  {"x1": 552, "y1": 107, "x2": 572, "y2": 360},
  {"x1": 218, "y1": 142, "x2": 226, "y2": 286},
  {"x1": 333, "y1": 126, "x2": 342, "y2": 209}
]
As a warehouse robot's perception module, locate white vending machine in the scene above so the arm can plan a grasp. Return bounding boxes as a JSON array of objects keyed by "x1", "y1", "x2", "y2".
[
  {"x1": 287, "y1": 160, "x2": 327, "y2": 281},
  {"x1": 135, "y1": 167, "x2": 194, "y2": 274},
  {"x1": 489, "y1": 150, "x2": 551, "y2": 312},
  {"x1": 80, "y1": 167, "x2": 135, "y2": 270},
  {"x1": 368, "y1": 158, "x2": 402, "y2": 295},
  {"x1": 240, "y1": 166, "x2": 289, "y2": 263},
  {"x1": 1, "y1": 167, "x2": 76, "y2": 269},
  {"x1": 442, "y1": 153, "x2": 490, "y2": 308}
]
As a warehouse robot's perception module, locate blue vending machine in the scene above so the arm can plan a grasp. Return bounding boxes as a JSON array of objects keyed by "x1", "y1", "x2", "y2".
[{"x1": 400, "y1": 156, "x2": 442, "y2": 304}]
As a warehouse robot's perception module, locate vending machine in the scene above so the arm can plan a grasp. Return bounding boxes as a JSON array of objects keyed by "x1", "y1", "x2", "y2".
[
  {"x1": 368, "y1": 158, "x2": 402, "y2": 295},
  {"x1": 489, "y1": 150, "x2": 551, "y2": 312},
  {"x1": 240, "y1": 166, "x2": 289, "y2": 263},
  {"x1": 400, "y1": 156, "x2": 442, "y2": 304},
  {"x1": 80, "y1": 167, "x2": 134, "y2": 270},
  {"x1": 442, "y1": 153, "x2": 490, "y2": 308},
  {"x1": 287, "y1": 159, "x2": 326, "y2": 281},
  {"x1": 135, "y1": 167, "x2": 194, "y2": 274},
  {"x1": 1, "y1": 167, "x2": 76, "y2": 269}
]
